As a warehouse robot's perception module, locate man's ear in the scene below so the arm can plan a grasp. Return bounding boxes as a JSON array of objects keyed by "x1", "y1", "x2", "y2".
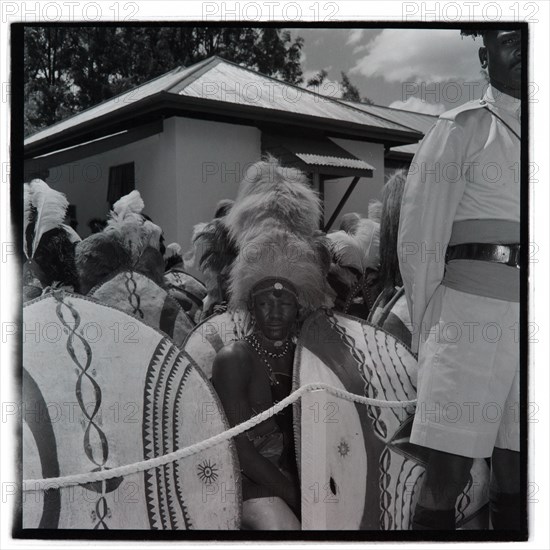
[{"x1": 478, "y1": 46, "x2": 488, "y2": 69}]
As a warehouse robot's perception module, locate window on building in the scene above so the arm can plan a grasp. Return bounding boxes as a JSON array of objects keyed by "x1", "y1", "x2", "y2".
[{"x1": 107, "y1": 162, "x2": 135, "y2": 206}]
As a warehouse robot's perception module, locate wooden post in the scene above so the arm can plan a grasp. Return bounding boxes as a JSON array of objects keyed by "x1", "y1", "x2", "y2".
[{"x1": 324, "y1": 176, "x2": 360, "y2": 232}]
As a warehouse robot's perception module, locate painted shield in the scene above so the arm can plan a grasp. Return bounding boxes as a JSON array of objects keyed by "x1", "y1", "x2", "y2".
[
  {"x1": 295, "y1": 308, "x2": 489, "y2": 530},
  {"x1": 182, "y1": 310, "x2": 250, "y2": 379},
  {"x1": 22, "y1": 292, "x2": 241, "y2": 530},
  {"x1": 164, "y1": 268, "x2": 207, "y2": 325},
  {"x1": 90, "y1": 270, "x2": 194, "y2": 348}
]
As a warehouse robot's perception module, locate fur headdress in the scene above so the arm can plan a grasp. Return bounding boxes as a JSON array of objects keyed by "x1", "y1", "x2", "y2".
[
  {"x1": 229, "y1": 229, "x2": 331, "y2": 317},
  {"x1": 23, "y1": 179, "x2": 81, "y2": 290},
  {"x1": 224, "y1": 155, "x2": 322, "y2": 243},
  {"x1": 226, "y1": 156, "x2": 332, "y2": 315},
  {"x1": 105, "y1": 190, "x2": 162, "y2": 262},
  {"x1": 75, "y1": 232, "x2": 132, "y2": 295}
]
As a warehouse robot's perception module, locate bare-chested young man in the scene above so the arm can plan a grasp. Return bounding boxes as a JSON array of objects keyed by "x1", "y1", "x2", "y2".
[
  {"x1": 212, "y1": 277, "x2": 301, "y2": 529},
  {"x1": 211, "y1": 157, "x2": 332, "y2": 530}
]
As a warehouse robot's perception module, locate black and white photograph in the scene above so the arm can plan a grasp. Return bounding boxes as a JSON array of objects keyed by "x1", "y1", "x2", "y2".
[{"x1": 1, "y1": 1, "x2": 547, "y2": 547}]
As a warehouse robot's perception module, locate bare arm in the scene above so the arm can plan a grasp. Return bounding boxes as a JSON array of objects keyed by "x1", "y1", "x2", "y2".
[{"x1": 212, "y1": 343, "x2": 299, "y2": 511}]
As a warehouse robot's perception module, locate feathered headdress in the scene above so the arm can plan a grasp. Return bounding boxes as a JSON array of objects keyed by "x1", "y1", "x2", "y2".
[
  {"x1": 339, "y1": 212, "x2": 362, "y2": 233},
  {"x1": 23, "y1": 179, "x2": 81, "y2": 291},
  {"x1": 75, "y1": 232, "x2": 132, "y2": 295},
  {"x1": 191, "y1": 219, "x2": 238, "y2": 276},
  {"x1": 379, "y1": 169, "x2": 407, "y2": 289},
  {"x1": 327, "y1": 217, "x2": 380, "y2": 275},
  {"x1": 224, "y1": 155, "x2": 322, "y2": 243},
  {"x1": 24, "y1": 179, "x2": 79, "y2": 260},
  {"x1": 229, "y1": 229, "x2": 331, "y2": 317},
  {"x1": 165, "y1": 242, "x2": 182, "y2": 257},
  {"x1": 368, "y1": 199, "x2": 383, "y2": 224},
  {"x1": 226, "y1": 156, "x2": 332, "y2": 315},
  {"x1": 105, "y1": 190, "x2": 162, "y2": 262},
  {"x1": 164, "y1": 242, "x2": 184, "y2": 271},
  {"x1": 214, "y1": 199, "x2": 234, "y2": 219}
]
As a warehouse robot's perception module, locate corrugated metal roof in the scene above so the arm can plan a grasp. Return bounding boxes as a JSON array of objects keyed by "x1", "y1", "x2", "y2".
[
  {"x1": 25, "y1": 58, "x2": 214, "y2": 145},
  {"x1": 295, "y1": 153, "x2": 374, "y2": 171},
  {"x1": 180, "y1": 60, "x2": 411, "y2": 132},
  {"x1": 341, "y1": 100, "x2": 438, "y2": 135},
  {"x1": 390, "y1": 142, "x2": 421, "y2": 155},
  {"x1": 25, "y1": 56, "x2": 419, "y2": 148},
  {"x1": 262, "y1": 133, "x2": 375, "y2": 177}
]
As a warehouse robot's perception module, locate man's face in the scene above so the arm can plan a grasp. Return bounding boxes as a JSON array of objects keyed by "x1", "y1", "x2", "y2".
[
  {"x1": 253, "y1": 289, "x2": 299, "y2": 341},
  {"x1": 480, "y1": 30, "x2": 521, "y2": 96}
]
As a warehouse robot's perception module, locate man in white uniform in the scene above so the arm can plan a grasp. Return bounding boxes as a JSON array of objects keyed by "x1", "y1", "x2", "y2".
[{"x1": 398, "y1": 29, "x2": 521, "y2": 530}]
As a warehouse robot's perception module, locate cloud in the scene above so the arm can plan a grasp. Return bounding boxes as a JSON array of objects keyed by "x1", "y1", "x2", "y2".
[
  {"x1": 347, "y1": 29, "x2": 365, "y2": 45},
  {"x1": 389, "y1": 97, "x2": 446, "y2": 115},
  {"x1": 350, "y1": 29, "x2": 483, "y2": 83}
]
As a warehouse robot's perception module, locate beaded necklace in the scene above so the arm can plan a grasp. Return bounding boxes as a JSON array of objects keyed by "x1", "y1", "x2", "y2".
[{"x1": 244, "y1": 333, "x2": 292, "y2": 386}]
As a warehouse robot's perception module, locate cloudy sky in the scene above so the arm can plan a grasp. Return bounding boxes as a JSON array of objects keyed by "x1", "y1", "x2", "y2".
[{"x1": 290, "y1": 28, "x2": 487, "y2": 114}]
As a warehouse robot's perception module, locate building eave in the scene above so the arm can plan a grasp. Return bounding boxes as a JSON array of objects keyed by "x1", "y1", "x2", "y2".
[{"x1": 24, "y1": 92, "x2": 423, "y2": 160}]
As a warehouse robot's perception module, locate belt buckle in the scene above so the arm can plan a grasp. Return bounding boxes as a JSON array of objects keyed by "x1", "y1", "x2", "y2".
[{"x1": 504, "y1": 245, "x2": 521, "y2": 269}]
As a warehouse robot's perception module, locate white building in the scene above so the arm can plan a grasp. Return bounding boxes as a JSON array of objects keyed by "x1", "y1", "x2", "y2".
[{"x1": 24, "y1": 56, "x2": 432, "y2": 248}]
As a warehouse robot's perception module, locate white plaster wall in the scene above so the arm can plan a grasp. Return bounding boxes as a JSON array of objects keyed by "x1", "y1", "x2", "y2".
[
  {"x1": 42, "y1": 122, "x2": 381, "y2": 264},
  {"x1": 45, "y1": 130, "x2": 173, "y2": 239},
  {"x1": 42, "y1": 117, "x2": 261, "y2": 250},
  {"x1": 173, "y1": 117, "x2": 262, "y2": 251}
]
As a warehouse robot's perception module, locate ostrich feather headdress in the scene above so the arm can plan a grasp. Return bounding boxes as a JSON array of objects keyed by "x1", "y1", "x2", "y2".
[
  {"x1": 224, "y1": 155, "x2": 322, "y2": 243},
  {"x1": 229, "y1": 228, "x2": 332, "y2": 317},
  {"x1": 105, "y1": 190, "x2": 162, "y2": 262},
  {"x1": 327, "y1": 218, "x2": 380, "y2": 274},
  {"x1": 24, "y1": 179, "x2": 80, "y2": 259}
]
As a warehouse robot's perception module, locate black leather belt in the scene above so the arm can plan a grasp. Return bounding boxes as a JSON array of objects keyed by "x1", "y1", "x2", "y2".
[{"x1": 445, "y1": 243, "x2": 520, "y2": 269}]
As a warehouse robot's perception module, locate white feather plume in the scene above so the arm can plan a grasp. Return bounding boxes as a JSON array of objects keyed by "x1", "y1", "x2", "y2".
[
  {"x1": 105, "y1": 190, "x2": 149, "y2": 261},
  {"x1": 368, "y1": 199, "x2": 383, "y2": 224},
  {"x1": 143, "y1": 220, "x2": 162, "y2": 250},
  {"x1": 165, "y1": 242, "x2": 182, "y2": 258},
  {"x1": 23, "y1": 183, "x2": 34, "y2": 259},
  {"x1": 328, "y1": 218, "x2": 380, "y2": 273},
  {"x1": 26, "y1": 179, "x2": 69, "y2": 259},
  {"x1": 110, "y1": 190, "x2": 145, "y2": 219},
  {"x1": 62, "y1": 224, "x2": 82, "y2": 244}
]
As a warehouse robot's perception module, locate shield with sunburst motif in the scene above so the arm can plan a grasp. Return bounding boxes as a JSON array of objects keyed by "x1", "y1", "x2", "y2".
[
  {"x1": 23, "y1": 291, "x2": 240, "y2": 530},
  {"x1": 295, "y1": 308, "x2": 489, "y2": 530}
]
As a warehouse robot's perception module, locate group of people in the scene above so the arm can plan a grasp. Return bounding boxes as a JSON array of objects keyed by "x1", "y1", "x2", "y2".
[{"x1": 22, "y1": 29, "x2": 521, "y2": 532}]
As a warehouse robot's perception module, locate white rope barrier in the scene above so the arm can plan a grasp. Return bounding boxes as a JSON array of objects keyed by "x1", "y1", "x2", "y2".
[{"x1": 23, "y1": 382, "x2": 416, "y2": 492}]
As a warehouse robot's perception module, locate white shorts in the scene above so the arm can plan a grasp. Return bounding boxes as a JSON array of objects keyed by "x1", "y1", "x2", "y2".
[{"x1": 410, "y1": 285, "x2": 520, "y2": 458}]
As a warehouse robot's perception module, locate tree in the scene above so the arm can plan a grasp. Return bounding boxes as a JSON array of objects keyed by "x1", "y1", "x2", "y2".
[
  {"x1": 306, "y1": 69, "x2": 328, "y2": 88},
  {"x1": 340, "y1": 72, "x2": 374, "y2": 104},
  {"x1": 305, "y1": 70, "x2": 374, "y2": 105},
  {"x1": 340, "y1": 72, "x2": 360, "y2": 102},
  {"x1": 24, "y1": 27, "x2": 305, "y2": 136},
  {"x1": 24, "y1": 27, "x2": 78, "y2": 132}
]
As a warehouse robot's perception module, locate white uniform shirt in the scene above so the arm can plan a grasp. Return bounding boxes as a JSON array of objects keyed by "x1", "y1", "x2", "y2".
[{"x1": 397, "y1": 85, "x2": 521, "y2": 352}]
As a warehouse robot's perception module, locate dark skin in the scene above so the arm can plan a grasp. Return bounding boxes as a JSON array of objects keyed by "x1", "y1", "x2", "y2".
[
  {"x1": 416, "y1": 30, "x2": 521, "y2": 515},
  {"x1": 479, "y1": 30, "x2": 521, "y2": 99},
  {"x1": 212, "y1": 289, "x2": 300, "y2": 516}
]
